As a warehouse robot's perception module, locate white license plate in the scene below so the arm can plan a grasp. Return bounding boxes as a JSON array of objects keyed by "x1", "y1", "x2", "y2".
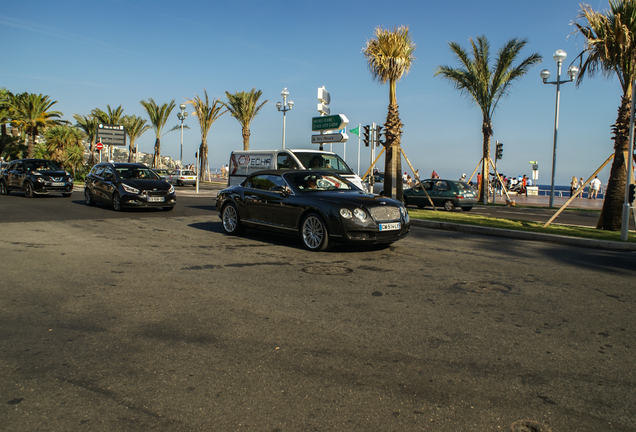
[
  {"x1": 148, "y1": 197, "x2": 164, "y2": 202},
  {"x1": 379, "y1": 222, "x2": 401, "y2": 231},
  {"x1": 51, "y1": 182, "x2": 64, "y2": 186}
]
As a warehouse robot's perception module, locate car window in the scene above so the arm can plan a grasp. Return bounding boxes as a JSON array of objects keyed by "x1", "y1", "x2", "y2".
[
  {"x1": 91, "y1": 166, "x2": 105, "y2": 177},
  {"x1": 103, "y1": 167, "x2": 115, "y2": 180},
  {"x1": 246, "y1": 174, "x2": 285, "y2": 191},
  {"x1": 182, "y1": 170, "x2": 195, "y2": 176},
  {"x1": 434, "y1": 181, "x2": 449, "y2": 191},
  {"x1": 457, "y1": 181, "x2": 472, "y2": 191},
  {"x1": 277, "y1": 153, "x2": 299, "y2": 170},
  {"x1": 287, "y1": 172, "x2": 354, "y2": 191},
  {"x1": 422, "y1": 181, "x2": 433, "y2": 191}
]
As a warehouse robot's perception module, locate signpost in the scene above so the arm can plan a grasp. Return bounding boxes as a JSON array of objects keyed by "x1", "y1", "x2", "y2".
[
  {"x1": 96, "y1": 124, "x2": 126, "y2": 146},
  {"x1": 95, "y1": 142, "x2": 103, "y2": 151},
  {"x1": 311, "y1": 133, "x2": 349, "y2": 144},
  {"x1": 311, "y1": 114, "x2": 349, "y2": 132}
]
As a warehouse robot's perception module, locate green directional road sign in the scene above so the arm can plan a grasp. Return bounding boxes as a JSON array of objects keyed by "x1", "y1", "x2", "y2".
[{"x1": 312, "y1": 114, "x2": 348, "y2": 131}]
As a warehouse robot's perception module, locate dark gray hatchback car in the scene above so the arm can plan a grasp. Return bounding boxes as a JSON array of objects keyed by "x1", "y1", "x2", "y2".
[
  {"x1": 84, "y1": 162, "x2": 176, "y2": 211},
  {"x1": 403, "y1": 179, "x2": 477, "y2": 211}
]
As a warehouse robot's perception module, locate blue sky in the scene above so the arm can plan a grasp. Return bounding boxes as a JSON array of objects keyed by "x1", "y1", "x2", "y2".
[{"x1": 1, "y1": 0, "x2": 621, "y2": 185}]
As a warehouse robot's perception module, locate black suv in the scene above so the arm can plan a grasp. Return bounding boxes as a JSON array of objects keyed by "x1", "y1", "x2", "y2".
[
  {"x1": 84, "y1": 162, "x2": 176, "y2": 211},
  {"x1": 0, "y1": 158, "x2": 74, "y2": 197}
]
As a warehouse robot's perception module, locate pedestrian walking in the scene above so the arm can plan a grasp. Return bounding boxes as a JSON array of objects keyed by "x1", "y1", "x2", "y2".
[
  {"x1": 570, "y1": 176, "x2": 578, "y2": 197},
  {"x1": 590, "y1": 175, "x2": 602, "y2": 199}
]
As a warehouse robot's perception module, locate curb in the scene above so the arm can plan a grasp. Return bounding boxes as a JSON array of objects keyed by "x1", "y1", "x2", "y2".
[{"x1": 410, "y1": 219, "x2": 636, "y2": 252}]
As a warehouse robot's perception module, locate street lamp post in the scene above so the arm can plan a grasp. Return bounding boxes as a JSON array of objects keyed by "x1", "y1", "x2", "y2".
[
  {"x1": 540, "y1": 49, "x2": 579, "y2": 208},
  {"x1": 276, "y1": 88, "x2": 294, "y2": 149},
  {"x1": 177, "y1": 103, "x2": 188, "y2": 167}
]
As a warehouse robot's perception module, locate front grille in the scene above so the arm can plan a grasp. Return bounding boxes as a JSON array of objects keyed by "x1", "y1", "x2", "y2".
[
  {"x1": 146, "y1": 190, "x2": 168, "y2": 197},
  {"x1": 50, "y1": 177, "x2": 63, "y2": 182},
  {"x1": 369, "y1": 206, "x2": 401, "y2": 222}
]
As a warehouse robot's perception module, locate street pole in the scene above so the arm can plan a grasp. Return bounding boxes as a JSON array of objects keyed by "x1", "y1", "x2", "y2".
[
  {"x1": 357, "y1": 122, "x2": 361, "y2": 176},
  {"x1": 177, "y1": 104, "x2": 188, "y2": 168},
  {"x1": 276, "y1": 88, "x2": 293, "y2": 149},
  {"x1": 540, "y1": 49, "x2": 578, "y2": 208}
]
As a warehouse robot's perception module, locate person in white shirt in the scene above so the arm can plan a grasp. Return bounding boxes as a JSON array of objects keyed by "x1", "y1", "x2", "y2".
[{"x1": 589, "y1": 176, "x2": 602, "y2": 199}]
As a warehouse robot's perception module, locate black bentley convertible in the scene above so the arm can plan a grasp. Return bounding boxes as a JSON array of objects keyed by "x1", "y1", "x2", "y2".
[{"x1": 216, "y1": 170, "x2": 410, "y2": 251}]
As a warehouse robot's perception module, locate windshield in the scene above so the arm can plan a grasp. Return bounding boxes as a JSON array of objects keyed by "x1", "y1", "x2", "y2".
[
  {"x1": 116, "y1": 167, "x2": 160, "y2": 180},
  {"x1": 25, "y1": 160, "x2": 61, "y2": 171},
  {"x1": 286, "y1": 172, "x2": 356, "y2": 192},
  {"x1": 291, "y1": 151, "x2": 353, "y2": 175}
]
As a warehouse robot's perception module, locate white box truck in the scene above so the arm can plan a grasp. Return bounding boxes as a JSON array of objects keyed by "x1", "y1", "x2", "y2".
[{"x1": 227, "y1": 149, "x2": 366, "y2": 191}]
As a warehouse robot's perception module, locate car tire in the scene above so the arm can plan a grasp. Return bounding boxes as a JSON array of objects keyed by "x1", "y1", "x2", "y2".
[
  {"x1": 177, "y1": 180, "x2": 183, "y2": 187},
  {"x1": 24, "y1": 182, "x2": 34, "y2": 198},
  {"x1": 461, "y1": 206, "x2": 473, "y2": 212},
  {"x1": 84, "y1": 188, "x2": 96, "y2": 206},
  {"x1": 0, "y1": 181, "x2": 8, "y2": 195},
  {"x1": 221, "y1": 203, "x2": 244, "y2": 234},
  {"x1": 301, "y1": 213, "x2": 330, "y2": 251},
  {"x1": 112, "y1": 192, "x2": 122, "y2": 211},
  {"x1": 443, "y1": 200, "x2": 455, "y2": 211}
]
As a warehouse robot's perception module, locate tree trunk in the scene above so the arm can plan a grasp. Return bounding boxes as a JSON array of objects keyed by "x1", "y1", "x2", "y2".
[
  {"x1": 242, "y1": 127, "x2": 250, "y2": 151},
  {"x1": 600, "y1": 95, "x2": 630, "y2": 230},
  {"x1": 479, "y1": 118, "x2": 493, "y2": 203},
  {"x1": 27, "y1": 131, "x2": 35, "y2": 158},
  {"x1": 383, "y1": 103, "x2": 403, "y2": 200},
  {"x1": 152, "y1": 137, "x2": 161, "y2": 168},
  {"x1": 200, "y1": 138, "x2": 208, "y2": 181}
]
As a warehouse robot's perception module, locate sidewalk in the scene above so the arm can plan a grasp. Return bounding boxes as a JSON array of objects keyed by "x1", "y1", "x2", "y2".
[{"x1": 493, "y1": 193, "x2": 604, "y2": 210}]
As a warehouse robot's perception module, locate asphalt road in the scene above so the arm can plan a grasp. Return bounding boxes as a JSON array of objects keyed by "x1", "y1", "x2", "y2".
[{"x1": 1, "y1": 191, "x2": 635, "y2": 431}]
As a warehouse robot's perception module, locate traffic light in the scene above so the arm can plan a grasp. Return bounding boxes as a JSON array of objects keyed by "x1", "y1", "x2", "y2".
[
  {"x1": 375, "y1": 125, "x2": 384, "y2": 146},
  {"x1": 362, "y1": 125, "x2": 370, "y2": 147},
  {"x1": 629, "y1": 183, "x2": 636, "y2": 204},
  {"x1": 496, "y1": 142, "x2": 503, "y2": 160}
]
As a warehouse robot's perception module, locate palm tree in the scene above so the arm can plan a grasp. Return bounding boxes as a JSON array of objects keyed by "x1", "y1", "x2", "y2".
[
  {"x1": 73, "y1": 113, "x2": 99, "y2": 164},
  {"x1": 571, "y1": 0, "x2": 636, "y2": 231},
  {"x1": 121, "y1": 115, "x2": 151, "y2": 162},
  {"x1": 140, "y1": 98, "x2": 176, "y2": 168},
  {"x1": 92, "y1": 104, "x2": 125, "y2": 126},
  {"x1": 224, "y1": 88, "x2": 267, "y2": 151},
  {"x1": 44, "y1": 125, "x2": 84, "y2": 165},
  {"x1": 10, "y1": 93, "x2": 65, "y2": 158},
  {"x1": 187, "y1": 89, "x2": 227, "y2": 179},
  {"x1": 362, "y1": 25, "x2": 416, "y2": 200},
  {"x1": 435, "y1": 36, "x2": 542, "y2": 203}
]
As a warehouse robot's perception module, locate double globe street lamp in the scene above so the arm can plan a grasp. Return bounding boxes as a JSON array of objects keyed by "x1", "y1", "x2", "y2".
[
  {"x1": 177, "y1": 103, "x2": 188, "y2": 167},
  {"x1": 276, "y1": 88, "x2": 294, "y2": 149},
  {"x1": 540, "y1": 49, "x2": 579, "y2": 208}
]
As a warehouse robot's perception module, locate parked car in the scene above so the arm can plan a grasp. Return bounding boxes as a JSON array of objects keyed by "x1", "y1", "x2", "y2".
[
  {"x1": 0, "y1": 158, "x2": 74, "y2": 197},
  {"x1": 165, "y1": 169, "x2": 197, "y2": 186},
  {"x1": 84, "y1": 162, "x2": 176, "y2": 211},
  {"x1": 216, "y1": 170, "x2": 410, "y2": 251},
  {"x1": 364, "y1": 172, "x2": 410, "y2": 195},
  {"x1": 153, "y1": 168, "x2": 171, "y2": 179},
  {"x1": 403, "y1": 179, "x2": 477, "y2": 211}
]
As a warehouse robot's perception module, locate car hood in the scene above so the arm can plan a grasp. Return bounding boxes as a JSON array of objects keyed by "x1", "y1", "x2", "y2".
[
  {"x1": 307, "y1": 191, "x2": 401, "y2": 207},
  {"x1": 123, "y1": 179, "x2": 171, "y2": 190},
  {"x1": 35, "y1": 170, "x2": 68, "y2": 176}
]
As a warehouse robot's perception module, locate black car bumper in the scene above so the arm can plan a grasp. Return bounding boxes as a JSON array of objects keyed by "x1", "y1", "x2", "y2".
[
  {"x1": 340, "y1": 224, "x2": 410, "y2": 244},
  {"x1": 121, "y1": 194, "x2": 177, "y2": 208},
  {"x1": 32, "y1": 182, "x2": 73, "y2": 194}
]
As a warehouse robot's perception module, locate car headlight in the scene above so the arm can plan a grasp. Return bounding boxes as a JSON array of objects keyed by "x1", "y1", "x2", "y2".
[
  {"x1": 37, "y1": 177, "x2": 45, "y2": 183},
  {"x1": 340, "y1": 208, "x2": 352, "y2": 219},
  {"x1": 400, "y1": 206, "x2": 410, "y2": 222},
  {"x1": 353, "y1": 208, "x2": 367, "y2": 221},
  {"x1": 168, "y1": 184, "x2": 175, "y2": 194},
  {"x1": 122, "y1": 183, "x2": 139, "y2": 194}
]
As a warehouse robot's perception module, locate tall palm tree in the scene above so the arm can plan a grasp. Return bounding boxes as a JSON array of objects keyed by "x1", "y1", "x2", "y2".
[
  {"x1": 572, "y1": 0, "x2": 636, "y2": 231},
  {"x1": 92, "y1": 104, "x2": 125, "y2": 126},
  {"x1": 73, "y1": 113, "x2": 99, "y2": 164},
  {"x1": 10, "y1": 93, "x2": 65, "y2": 158},
  {"x1": 0, "y1": 88, "x2": 14, "y2": 156},
  {"x1": 140, "y1": 98, "x2": 176, "y2": 168},
  {"x1": 362, "y1": 25, "x2": 416, "y2": 200},
  {"x1": 224, "y1": 88, "x2": 267, "y2": 151},
  {"x1": 435, "y1": 36, "x2": 542, "y2": 203},
  {"x1": 187, "y1": 89, "x2": 227, "y2": 179},
  {"x1": 121, "y1": 115, "x2": 151, "y2": 162}
]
